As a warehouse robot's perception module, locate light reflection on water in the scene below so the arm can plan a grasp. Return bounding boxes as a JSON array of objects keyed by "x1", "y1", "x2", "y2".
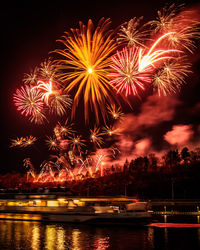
[{"x1": 0, "y1": 216, "x2": 200, "y2": 249}]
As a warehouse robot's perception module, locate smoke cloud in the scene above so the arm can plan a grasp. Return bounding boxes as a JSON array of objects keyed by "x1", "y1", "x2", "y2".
[
  {"x1": 164, "y1": 124, "x2": 194, "y2": 147},
  {"x1": 117, "y1": 94, "x2": 180, "y2": 134}
]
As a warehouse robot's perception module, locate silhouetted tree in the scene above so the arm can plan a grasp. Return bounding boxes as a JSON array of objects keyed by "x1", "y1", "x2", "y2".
[
  {"x1": 164, "y1": 149, "x2": 180, "y2": 169},
  {"x1": 123, "y1": 159, "x2": 129, "y2": 173},
  {"x1": 181, "y1": 147, "x2": 190, "y2": 166},
  {"x1": 148, "y1": 153, "x2": 158, "y2": 171},
  {"x1": 143, "y1": 156, "x2": 149, "y2": 172}
]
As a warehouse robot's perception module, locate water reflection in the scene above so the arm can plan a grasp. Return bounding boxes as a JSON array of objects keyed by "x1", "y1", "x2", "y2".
[
  {"x1": 147, "y1": 227, "x2": 154, "y2": 249},
  {"x1": 164, "y1": 215, "x2": 167, "y2": 223},
  {"x1": 57, "y1": 228, "x2": 65, "y2": 250},
  {"x1": 45, "y1": 226, "x2": 56, "y2": 249},
  {"x1": 0, "y1": 219, "x2": 200, "y2": 249},
  {"x1": 72, "y1": 229, "x2": 81, "y2": 250},
  {"x1": 32, "y1": 224, "x2": 40, "y2": 250},
  {"x1": 94, "y1": 236, "x2": 110, "y2": 250}
]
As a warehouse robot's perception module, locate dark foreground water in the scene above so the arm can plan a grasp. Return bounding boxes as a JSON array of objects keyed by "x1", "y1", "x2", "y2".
[{"x1": 0, "y1": 216, "x2": 200, "y2": 249}]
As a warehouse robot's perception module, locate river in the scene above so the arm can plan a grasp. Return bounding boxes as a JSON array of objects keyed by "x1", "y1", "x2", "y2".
[{"x1": 0, "y1": 215, "x2": 200, "y2": 249}]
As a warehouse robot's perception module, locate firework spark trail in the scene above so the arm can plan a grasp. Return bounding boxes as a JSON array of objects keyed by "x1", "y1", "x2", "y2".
[
  {"x1": 49, "y1": 93, "x2": 72, "y2": 116},
  {"x1": 102, "y1": 125, "x2": 120, "y2": 136},
  {"x1": 32, "y1": 80, "x2": 53, "y2": 104},
  {"x1": 138, "y1": 32, "x2": 181, "y2": 72},
  {"x1": 31, "y1": 80, "x2": 72, "y2": 116},
  {"x1": 147, "y1": 4, "x2": 200, "y2": 53},
  {"x1": 166, "y1": 24, "x2": 200, "y2": 53},
  {"x1": 93, "y1": 151, "x2": 109, "y2": 174},
  {"x1": 54, "y1": 120, "x2": 75, "y2": 142},
  {"x1": 76, "y1": 157, "x2": 92, "y2": 174},
  {"x1": 34, "y1": 161, "x2": 59, "y2": 182},
  {"x1": 23, "y1": 158, "x2": 36, "y2": 180},
  {"x1": 25, "y1": 146, "x2": 121, "y2": 183}
]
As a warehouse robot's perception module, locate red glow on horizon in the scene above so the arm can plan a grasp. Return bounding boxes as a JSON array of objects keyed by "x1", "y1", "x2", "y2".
[{"x1": 148, "y1": 223, "x2": 200, "y2": 228}]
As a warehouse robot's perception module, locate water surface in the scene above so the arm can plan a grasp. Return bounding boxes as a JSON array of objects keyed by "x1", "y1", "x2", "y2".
[{"x1": 0, "y1": 216, "x2": 200, "y2": 249}]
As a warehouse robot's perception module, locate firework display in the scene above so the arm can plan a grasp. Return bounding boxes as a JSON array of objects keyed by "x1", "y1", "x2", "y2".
[{"x1": 11, "y1": 3, "x2": 200, "y2": 183}]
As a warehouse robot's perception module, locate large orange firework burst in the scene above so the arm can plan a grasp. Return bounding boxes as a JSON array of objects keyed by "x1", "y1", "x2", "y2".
[{"x1": 55, "y1": 18, "x2": 118, "y2": 123}]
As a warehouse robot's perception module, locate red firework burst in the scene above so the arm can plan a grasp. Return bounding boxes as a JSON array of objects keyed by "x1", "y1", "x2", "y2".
[
  {"x1": 108, "y1": 47, "x2": 152, "y2": 96},
  {"x1": 13, "y1": 85, "x2": 45, "y2": 123}
]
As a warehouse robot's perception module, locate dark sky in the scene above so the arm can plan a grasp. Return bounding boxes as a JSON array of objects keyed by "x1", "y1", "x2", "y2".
[{"x1": 1, "y1": 0, "x2": 200, "y2": 174}]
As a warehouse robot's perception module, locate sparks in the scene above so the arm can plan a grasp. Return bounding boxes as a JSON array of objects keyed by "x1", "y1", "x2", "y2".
[
  {"x1": 117, "y1": 17, "x2": 149, "y2": 47},
  {"x1": 45, "y1": 136, "x2": 59, "y2": 151},
  {"x1": 23, "y1": 135, "x2": 37, "y2": 147},
  {"x1": 90, "y1": 127, "x2": 104, "y2": 147},
  {"x1": 107, "y1": 104, "x2": 124, "y2": 120},
  {"x1": 10, "y1": 137, "x2": 24, "y2": 148},
  {"x1": 102, "y1": 125, "x2": 120, "y2": 136},
  {"x1": 68, "y1": 135, "x2": 86, "y2": 152},
  {"x1": 48, "y1": 93, "x2": 72, "y2": 116},
  {"x1": 153, "y1": 59, "x2": 191, "y2": 95}
]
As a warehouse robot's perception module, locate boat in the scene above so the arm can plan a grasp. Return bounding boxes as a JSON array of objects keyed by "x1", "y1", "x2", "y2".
[{"x1": 0, "y1": 193, "x2": 151, "y2": 224}]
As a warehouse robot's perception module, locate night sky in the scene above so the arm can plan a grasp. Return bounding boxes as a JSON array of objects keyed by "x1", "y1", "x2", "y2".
[{"x1": 1, "y1": 0, "x2": 200, "y2": 174}]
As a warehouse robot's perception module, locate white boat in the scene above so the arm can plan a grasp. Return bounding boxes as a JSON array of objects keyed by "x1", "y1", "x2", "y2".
[{"x1": 0, "y1": 194, "x2": 151, "y2": 224}]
